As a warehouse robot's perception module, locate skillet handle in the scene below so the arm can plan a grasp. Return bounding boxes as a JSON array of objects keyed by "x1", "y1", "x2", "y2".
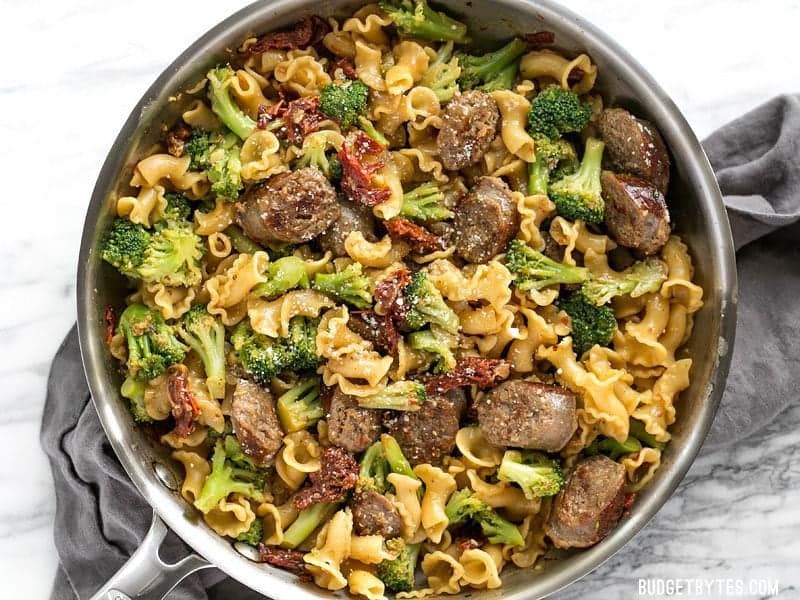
[{"x1": 90, "y1": 512, "x2": 214, "y2": 600}]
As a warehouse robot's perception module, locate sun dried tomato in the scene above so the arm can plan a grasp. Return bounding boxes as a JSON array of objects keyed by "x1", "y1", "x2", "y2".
[
  {"x1": 331, "y1": 56, "x2": 357, "y2": 80},
  {"x1": 165, "y1": 122, "x2": 192, "y2": 157},
  {"x1": 166, "y1": 364, "x2": 200, "y2": 438},
  {"x1": 258, "y1": 545, "x2": 310, "y2": 580},
  {"x1": 293, "y1": 446, "x2": 359, "y2": 510},
  {"x1": 523, "y1": 30, "x2": 556, "y2": 47},
  {"x1": 338, "y1": 131, "x2": 391, "y2": 206},
  {"x1": 424, "y1": 357, "x2": 512, "y2": 396},
  {"x1": 104, "y1": 305, "x2": 117, "y2": 346},
  {"x1": 373, "y1": 268, "x2": 412, "y2": 325},
  {"x1": 348, "y1": 310, "x2": 400, "y2": 356},
  {"x1": 385, "y1": 217, "x2": 447, "y2": 253},
  {"x1": 243, "y1": 15, "x2": 330, "y2": 54}
]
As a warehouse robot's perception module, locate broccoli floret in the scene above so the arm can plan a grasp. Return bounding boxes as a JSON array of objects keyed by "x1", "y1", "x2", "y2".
[
  {"x1": 252, "y1": 256, "x2": 310, "y2": 300},
  {"x1": 358, "y1": 380, "x2": 427, "y2": 411},
  {"x1": 224, "y1": 225, "x2": 264, "y2": 255},
  {"x1": 456, "y1": 38, "x2": 527, "y2": 90},
  {"x1": 629, "y1": 418, "x2": 666, "y2": 450},
  {"x1": 398, "y1": 181, "x2": 453, "y2": 222},
  {"x1": 527, "y1": 133, "x2": 578, "y2": 196},
  {"x1": 407, "y1": 329, "x2": 456, "y2": 373},
  {"x1": 276, "y1": 376, "x2": 323, "y2": 433},
  {"x1": 120, "y1": 376, "x2": 153, "y2": 423},
  {"x1": 231, "y1": 321, "x2": 291, "y2": 384},
  {"x1": 287, "y1": 316, "x2": 320, "y2": 372},
  {"x1": 223, "y1": 434, "x2": 258, "y2": 470},
  {"x1": 419, "y1": 41, "x2": 461, "y2": 102},
  {"x1": 280, "y1": 502, "x2": 338, "y2": 549},
  {"x1": 505, "y1": 238, "x2": 589, "y2": 292},
  {"x1": 313, "y1": 263, "x2": 372, "y2": 309},
  {"x1": 136, "y1": 221, "x2": 204, "y2": 287},
  {"x1": 381, "y1": 433, "x2": 417, "y2": 480},
  {"x1": 377, "y1": 538, "x2": 422, "y2": 593},
  {"x1": 585, "y1": 436, "x2": 642, "y2": 460},
  {"x1": 379, "y1": 0, "x2": 468, "y2": 42},
  {"x1": 358, "y1": 441, "x2": 390, "y2": 493},
  {"x1": 581, "y1": 258, "x2": 668, "y2": 306},
  {"x1": 235, "y1": 518, "x2": 264, "y2": 546},
  {"x1": 193, "y1": 439, "x2": 266, "y2": 513},
  {"x1": 358, "y1": 116, "x2": 390, "y2": 146},
  {"x1": 527, "y1": 86, "x2": 592, "y2": 139},
  {"x1": 162, "y1": 192, "x2": 193, "y2": 223},
  {"x1": 206, "y1": 65, "x2": 257, "y2": 140},
  {"x1": 102, "y1": 218, "x2": 151, "y2": 278},
  {"x1": 497, "y1": 450, "x2": 564, "y2": 499},
  {"x1": 549, "y1": 137, "x2": 605, "y2": 224},
  {"x1": 177, "y1": 304, "x2": 226, "y2": 399},
  {"x1": 118, "y1": 303, "x2": 186, "y2": 382},
  {"x1": 558, "y1": 292, "x2": 617, "y2": 354},
  {"x1": 320, "y1": 79, "x2": 370, "y2": 129},
  {"x1": 185, "y1": 129, "x2": 243, "y2": 201},
  {"x1": 445, "y1": 489, "x2": 524, "y2": 546},
  {"x1": 402, "y1": 271, "x2": 459, "y2": 334},
  {"x1": 295, "y1": 133, "x2": 345, "y2": 181}
]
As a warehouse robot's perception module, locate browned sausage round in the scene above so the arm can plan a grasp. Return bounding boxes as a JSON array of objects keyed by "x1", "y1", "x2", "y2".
[
  {"x1": 383, "y1": 395, "x2": 459, "y2": 466},
  {"x1": 319, "y1": 197, "x2": 378, "y2": 257},
  {"x1": 326, "y1": 387, "x2": 382, "y2": 453},
  {"x1": 475, "y1": 380, "x2": 577, "y2": 452},
  {"x1": 545, "y1": 455, "x2": 627, "y2": 548},
  {"x1": 597, "y1": 108, "x2": 671, "y2": 195},
  {"x1": 235, "y1": 167, "x2": 340, "y2": 245},
  {"x1": 231, "y1": 379, "x2": 285, "y2": 467},
  {"x1": 350, "y1": 489, "x2": 404, "y2": 538},
  {"x1": 601, "y1": 171, "x2": 671, "y2": 255},
  {"x1": 437, "y1": 90, "x2": 499, "y2": 171},
  {"x1": 454, "y1": 176, "x2": 519, "y2": 263}
]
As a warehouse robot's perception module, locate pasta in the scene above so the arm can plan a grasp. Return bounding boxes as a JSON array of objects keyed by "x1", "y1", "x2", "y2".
[{"x1": 101, "y1": 5, "x2": 704, "y2": 595}]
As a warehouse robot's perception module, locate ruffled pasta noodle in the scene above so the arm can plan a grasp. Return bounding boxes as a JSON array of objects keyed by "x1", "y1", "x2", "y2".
[
  {"x1": 194, "y1": 198, "x2": 236, "y2": 235},
  {"x1": 459, "y1": 546, "x2": 504, "y2": 589},
  {"x1": 386, "y1": 41, "x2": 430, "y2": 95},
  {"x1": 492, "y1": 90, "x2": 536, "y2": 162},
  {"x1": 206, "y1": 251, "x2": 270, "y2": 325},
  {"x1": 387, "y1": 472, "x2": 424, "y2": 542},
  {"x1": 139, "y1": 281, "x2": 196, "y2": 320},
  {"x1": 172, "y1": 450, "x2": 210, "y2": 504},
  {"x1": 130, "y1": 154, "x2": 208, "y2": 198},
  {"x1": 465, "y1": 470, "x2": 541, "y2": 520},
  {"x1": 520, "y1": 49, "x2": 598, "y2": 95},
  {"x1": 415, "y1": 464, "x2": 457, "y2": 544},
  {"x1": 421, "y1": 551, "x2": 464, "y2": 595},
  {"x1": 354, "y1": 40, "x2": 387, "y2": 91},
  {"x1": 455, "y1": 426, "x2": 503, "y2": 469},
  {"x1": 304, "y1": 509, "x2": 353, "y2": 590},
  {"x1": 204, "y1": 494, "x2": 256, "y2": 538},
  {"x1": 348, "y1": 570, "x2": 386, "y2": 600},
  {"x1": 257, "y1": 500, "x2": 299, "y2": 546},
  {"x1": 248, "y1": 290, "x2": 335, "y2": 337},
  {"x1": 343, "y1": 4, "x2": 393, "y2": 47},
  {"x1": 274, "y1": 51, "x2": 331, "y2": 97},
  {"x1": 276, "y1": 430, "x2": 321, "y2": 490},
  {"x1": 230, "y1": 69, "x2": 269, "y2": 119},
  {"x1": 345, "y1": 232, "x2": 409, "y2": 268},
  {"x1": 240, "y1": 129, "x2": 287, "y2": 182}
]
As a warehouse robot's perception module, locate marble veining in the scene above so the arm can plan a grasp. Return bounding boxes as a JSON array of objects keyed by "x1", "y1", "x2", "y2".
[{"x1": 1, "y1": 0, "x2": 798, "y2": 598}]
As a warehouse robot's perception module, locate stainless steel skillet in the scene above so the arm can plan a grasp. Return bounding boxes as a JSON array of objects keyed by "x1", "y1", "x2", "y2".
[{"x1": 76, "y1": 1, "x2": 737, "y2": 598}]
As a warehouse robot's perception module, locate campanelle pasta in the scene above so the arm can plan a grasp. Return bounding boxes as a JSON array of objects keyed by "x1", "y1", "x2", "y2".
[{"x1": 101, "y1": 4, "x2": 704, "y2": 596}]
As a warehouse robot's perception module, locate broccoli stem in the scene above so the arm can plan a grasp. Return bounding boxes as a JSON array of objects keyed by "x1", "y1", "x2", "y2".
[
  {"x1": 399, "y1": 182, "x2": 453, "y2": 222},
  {"x1": 380, "y1": 0, "x2": 469, "y2": 43},
  {"x1": 224, "y1": 225, "x2": 264, "y2": 255},
  {"x1": 276, "y1": 377, "x2": 323, "y2": 433},
  {"x1": 207, "y1": 66, "x2": 257, "y2": 140},
  {"x1": 459, "y1": 38, "x2": 527, "y2": 89},
  {"x1": 527, "y1": 158, "x2": 550, "y2": 196},
  {"x1": 381, "y1": 434, "x2": 417, "y2": 480},
  {"x1": 629, "y1": 418, "x2": 666, "y2": 450},
  {"x1": 358, "y1": 116, "x2": 389, "y2": 146},
  {"x1": 280, "y1": 502, "x2": 338, "y2": 549}
]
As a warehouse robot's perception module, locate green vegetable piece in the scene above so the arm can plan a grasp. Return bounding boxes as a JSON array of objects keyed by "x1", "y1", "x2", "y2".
[
  {"x1": 358, "y1": 380, "x2": 427, "y2": 411},
  {"x1": 206, "y1": 65, "x2": 257, "y2": 140},
  {"x1": 456, "y1": 38, "x2": 527, "y2": 90},
  {"x1": 527, "y1": 86, "x2": 592, "y2": 139},
  {"x1": 178, "y1": 304, "x2": 226, "y2": 399},
  {"x1": 118, "y1": 303, "x2": 186, "y2": 382},
  {"x1": 313, "y1": 263, "x2": 373, "y2": 309},
  {"x1": 402, "y1": 271, "x2": 459, "y2": 334},
  {"x1": 379, "y1": 0, "x2": 469, "y2": 43},
  {"x1": 548, "y1": 137, "x2": 605, "y2": 224},
  {"x1": 319, "y1": 79, "x2": 370, "y2": 128},
  {"x1": 505, "y1": 238, "x2": 589, "y2": 292},
  {"x1": 377, "y1": 538, "x2": 422, "y2": 593},
  {"x1": 497, "y1": 450, "x2": 564, "y2": 499},
  {"x1": 276, "y1": 376, "x2": 323, "y2": 433},
  {"x1": 444, "y1": 489, "x2": 524, "y2": 546},
  {"x1": 558, "y1": 292, "x2": 617, "y2": 354},
  {"x1": 581, "y1": 258, "x2": 668, "y2": 306},
  {"x1": 193, "y1": 440, "x2": 265, "y2": 514},
  {"x1": 398, "y1": 181, "x2": 453, "y2": 222}
]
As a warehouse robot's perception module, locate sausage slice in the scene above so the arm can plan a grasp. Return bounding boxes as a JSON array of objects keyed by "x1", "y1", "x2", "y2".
[
  {"x1": 545, "y1": 455, "x2": 627, "y2": 548},
  {"x1": 454, "y1": 176, "x2": 519, "y2": 264},
  {"x1": 319, "y1": 197, "x2": 378, "y2": 257},
  {"x1": 351, "y1": 489, "x2": 404, "y2": 538},
  {"x1": 601, "y1": 171, "x2": 670, "y2": 255},
  {"x1": 597, "y1": 107, "x2": 671, "y2": 195},
  {"x1": 475, "y1": 380, "x2": 577, "y2": 452},
  {"x1": 326, "y1": 387, "x2": 382, "y2": 453},
  {"x1": 231, "y1": 379, "x2": 284, "y2": 467},
  {"x1": 235, "y1": 167, "x2": 340, "y2": 245},
  {"x1": 437, "y1": 90, "x2": 499, "y2": 171},
  {"x1": 383, "y1": 395, "x2": 459, "y2": 466}
]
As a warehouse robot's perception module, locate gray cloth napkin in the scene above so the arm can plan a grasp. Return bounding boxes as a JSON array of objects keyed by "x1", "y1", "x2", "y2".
[{"x1": 40, "y1": 94, "x2": 800, "y2": 599}]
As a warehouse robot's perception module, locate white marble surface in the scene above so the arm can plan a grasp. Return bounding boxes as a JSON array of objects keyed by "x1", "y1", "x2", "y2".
[{"x1": 1, "y1": 0, "x2": 799, "y2": 598}]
